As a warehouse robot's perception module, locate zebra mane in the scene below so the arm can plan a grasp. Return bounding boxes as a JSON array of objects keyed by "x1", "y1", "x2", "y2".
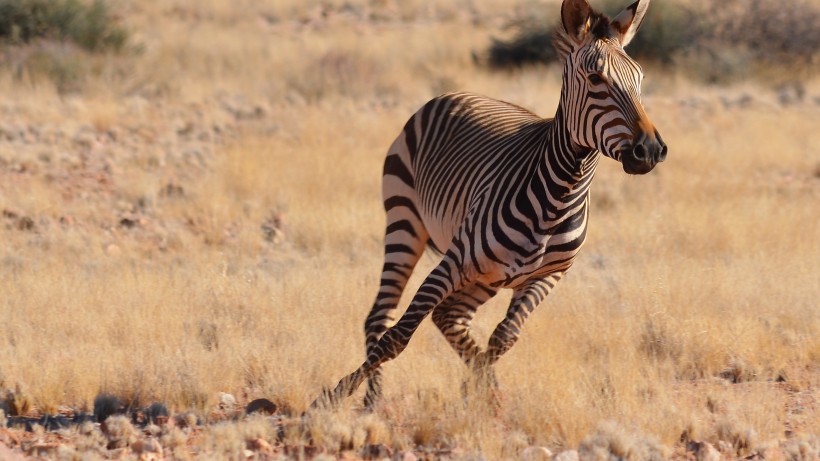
[{"x1": 552, "y1": 10, "x2": 613, "y2": 63}]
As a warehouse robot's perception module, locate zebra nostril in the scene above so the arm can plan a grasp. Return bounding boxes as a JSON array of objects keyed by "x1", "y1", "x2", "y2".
[
  {"x1": 658, "y1": 143, "x2": 668, "y2": 162},
  {"x1": 632, "y1": 143, "x2": 647, "y2": 160}
]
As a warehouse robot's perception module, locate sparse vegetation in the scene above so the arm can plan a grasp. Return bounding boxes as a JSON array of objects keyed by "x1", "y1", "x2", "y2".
[
  {"x1": 0, "y1": 0, "x2": 128, "y2": 52},
  {"x1": 483, "y1": 0, "x2": 820, "y2": 82},
  {"x1": 0, "y1": 0, "x2": 130, "y2": 93},
  {"x1": 0, "y1": 0, "x2": 818, "y2": 459}
]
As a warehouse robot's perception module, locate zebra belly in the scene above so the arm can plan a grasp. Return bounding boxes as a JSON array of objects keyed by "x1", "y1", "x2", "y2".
[
  {"x1": 480, "y1": 226, "x2": 586, "y2": 288},
  {"x1": 420, "y1": 205, "x2": 588, "y2": 289}
]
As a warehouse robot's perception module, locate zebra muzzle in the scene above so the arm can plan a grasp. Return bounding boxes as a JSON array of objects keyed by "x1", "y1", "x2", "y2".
[{"x1": 623, "y1": 129, "x2": 667, "y2": 175}]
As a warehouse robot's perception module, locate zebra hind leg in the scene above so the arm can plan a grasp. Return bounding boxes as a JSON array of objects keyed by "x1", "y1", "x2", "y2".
[
  {"x1": 311, "y1": 255, "x2": 462, "y2": 410},
  {"x1": 362, "y1": 206, "x2": 429, "y2": 409}
]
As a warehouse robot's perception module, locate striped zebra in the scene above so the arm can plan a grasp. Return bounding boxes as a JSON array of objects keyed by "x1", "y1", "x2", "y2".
[{"x1": 314, "y1": 0, "x2": 667, "y2": 409}]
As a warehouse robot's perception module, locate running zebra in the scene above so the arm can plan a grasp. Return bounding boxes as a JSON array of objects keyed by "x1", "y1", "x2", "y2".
[{"x1": 315, "y1": 0, "x2": 667, "y2": 409}]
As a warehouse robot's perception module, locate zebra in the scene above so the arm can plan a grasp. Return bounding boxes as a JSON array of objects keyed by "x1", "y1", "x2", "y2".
[{"x1": 313, "y1": 0, "x2": 667, "y2": 409}]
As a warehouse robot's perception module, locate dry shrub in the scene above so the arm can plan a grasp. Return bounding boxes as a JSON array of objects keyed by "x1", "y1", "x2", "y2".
[
  {"x1": 305, "y1": 409, "x2": 379, "y2": 453},
  {"x1": 4, "y1": 42, "x2": 85, "y2": 93},
  {"x1": 4, "y1": 386, "x2": 32, "y2": 416},
  {"x1": 102, "y1": 414, "x2": 137, "y2": 449},
  {"x1": 288, "y1": 49, "x2": 387, "y2": 102},
  {"x1": 578, "y1": 421, "x2": 668, "y2": 461},
  {"x1": 638, "y1": 317, "x2": 684, "y2": 365},
  {"x1": 709, "y1": 0, "x2": 820, "y2": 63}
]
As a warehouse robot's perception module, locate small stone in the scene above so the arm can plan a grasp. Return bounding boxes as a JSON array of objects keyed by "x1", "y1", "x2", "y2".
[
  {"x1": 246, "y1": 398, "x2": 277, "y2": 415},
  {"x1": 759, "y1": 446, "x2": 786, "y2": 461},
  {"x1": 105, "y1": 244, "x2": 122, "y2": 257},
  {"x1": 247, "y1": 438, "x2": 273, "y2": 455},
  {"x1": 132, "y1": 438, "x2": 163, "y2": 456},
  {"x1": 716, "y1": 440, "x2": 734, "y2": 454},
  {"x1": 174, "y1": 412, "x2": 199, "y2": 429},
  {"x1": 94, "y1": 394, "x2": 124, "y2": 423},
  {"x1": 553, "y1": 450, "x2": 579, "y2": 461},
  {"x1": 218, "y1": 392, "x2": 237, "y2": 409},
  {"x1": 395, "y1": 451, "x2": 418, "y2": 461},
  {"x1": 521, "y1": 446, "x2": 552, "y2": 460},
  {"x1": 362, "y1": 443, "x2": 392, "y2": 459},
  {"x1": 146, "y1": 403, "x2": 169, "y2": 425},
  {"x1": 687, "y1": 441, "x2": 721, "y2": 461},
  {"x1": 26, "y1": 443, "x2": 60, "y2": 457}
]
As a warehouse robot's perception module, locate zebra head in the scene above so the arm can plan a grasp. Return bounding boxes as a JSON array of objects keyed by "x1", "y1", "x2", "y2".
[{"x1": 557, "y1": 0, "x2": 667, "y2": 175}]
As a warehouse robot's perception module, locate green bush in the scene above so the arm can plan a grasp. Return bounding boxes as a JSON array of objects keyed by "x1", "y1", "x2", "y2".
[{"x1": 0, "y1": 0, "x2": 127, "y2": 52}]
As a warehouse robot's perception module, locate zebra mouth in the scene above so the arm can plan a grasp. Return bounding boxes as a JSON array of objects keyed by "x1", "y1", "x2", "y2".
[
  {"x1": 622, "y1": 158, "x2": 656, "y2": 175},
  {"x1": 622, "y1": 131, "x2": 667, "y2": 175}
]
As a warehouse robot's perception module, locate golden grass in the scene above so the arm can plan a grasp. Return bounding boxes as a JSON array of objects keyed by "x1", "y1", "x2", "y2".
[{"x1": 0, "y1": 0, "x2": 818, "y2": 459}]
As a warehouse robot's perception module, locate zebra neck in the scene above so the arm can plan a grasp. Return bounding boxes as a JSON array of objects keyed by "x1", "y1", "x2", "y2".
[{"x1": 531, "y1": 108, "x2": 600, "y2": 220}]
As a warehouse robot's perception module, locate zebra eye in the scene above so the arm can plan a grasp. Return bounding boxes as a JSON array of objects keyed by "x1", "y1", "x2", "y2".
[{"x1": 587, "y1": 73, "x2": 605, "y2": 85}]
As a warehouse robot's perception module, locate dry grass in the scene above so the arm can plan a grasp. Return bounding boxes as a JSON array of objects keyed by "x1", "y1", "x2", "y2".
[{"x1": 0, "y1": 0, "x2": 818, "y2": 459}]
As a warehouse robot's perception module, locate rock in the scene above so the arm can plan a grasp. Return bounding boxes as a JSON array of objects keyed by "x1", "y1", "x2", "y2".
[
  {"x1": 552, "y1": 450, "x2": 579, "y2": 461},
  {"x1": 393, "y1": 451, "x2": 418, "y2": 461},
  {"x1": 716, "y1": 440, "x2": 734, "y2": 455},
  {"x1": 247, "y1": 438, "x2": 273, "y2": 456},
  {"x1": 0, "y1": 441, "x2": 23, "y2": 461},
  {"x1": 218, "y1": 392, "x2": 237, "y2": 409},
  {"x1": 362, "y1": 443, "x2": 392, "y2": 459},
  {"x1": 758, "y1": 445, "x2": 786, "y2": 461},
  {"x1": 132, "y1": 438, "x2": 163, "y2": 457},
  {"x1": 94, "y1": 393, "x2": 124, "y2": 423},
  {"x1": 146, "y1": 402, "x2": 170, "y2": 425},
  {"x1": 521, "y1": 446, "x2": 552, "y2": 460},
  {"x1": 102, "y1": 415, "x2": 137, "y2": 449},
  {"x1": 246, "y1": 398, "x2": 277, "y2": 415},
  {"x1": 174, "y1": 412, "x2": 200, "y2": 429},
  {"x1": 687, "y1": 441, "x2": 721, "y2": 461},
  {"x1": 105, "y1": 243, "x2": 122, "y2": 257},
  {"x1": 25, "y1": 443, "x2": 60, "y2": 458}
]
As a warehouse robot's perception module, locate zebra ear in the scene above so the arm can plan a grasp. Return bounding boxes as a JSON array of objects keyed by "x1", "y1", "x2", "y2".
[
  {"x1": 561, "y1": 0, "x2": 594, "y2": 44},
  {"x1": 611, "y1": 0, "x2": 650, "y2": 47}
]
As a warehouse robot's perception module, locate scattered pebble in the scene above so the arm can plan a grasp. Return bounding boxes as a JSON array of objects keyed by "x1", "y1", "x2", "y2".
[
  {"x1": 246, "y1": 398, "x2": 277, "y2": 415},
  {"x1": 521, "y1": 446, "x2": 552, "y2": 461}
]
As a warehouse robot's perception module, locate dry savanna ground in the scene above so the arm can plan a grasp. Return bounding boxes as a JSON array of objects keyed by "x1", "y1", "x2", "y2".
[{"x1": 0, "y1": 0, "x2": 819, "y2": 459}]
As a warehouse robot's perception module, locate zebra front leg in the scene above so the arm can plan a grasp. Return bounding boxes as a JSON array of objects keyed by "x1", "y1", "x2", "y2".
[
  {"x1": 472, "y1": 275, "x2": 562, "y2": 394},
  {"x1": 431, "y1": 282, "x2": 498, "y2": 367}
]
